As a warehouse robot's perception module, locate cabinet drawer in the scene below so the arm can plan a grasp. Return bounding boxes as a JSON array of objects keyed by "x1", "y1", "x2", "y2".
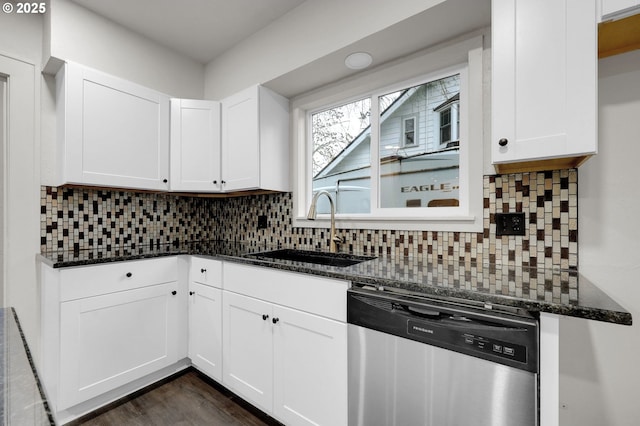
[
  {"x1": 59, "y1": 257, "x2": 178, "y2": 301},
  {"x1": 224, "y1": 262, "x2": 348, "y2": 321},
  {"x1": 190, "y1": 257, "x2": 222, "y2": 288}
]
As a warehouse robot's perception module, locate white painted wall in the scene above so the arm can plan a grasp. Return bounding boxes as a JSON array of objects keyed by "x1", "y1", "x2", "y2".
[
  {"x1": 2, "y1": 0, "x2": 206, "y2": 362},
  {"x1": 41, "y1": 0, "x2": 207, "y2": 184},
  {"x1": 560, "y1": 49, "x2": 640, "y2": 425},
  {"x1": 204, "y1": 0, "x2": 446, "y2": 99},
  {"x1": 48, "y1": 0, "x2": 204, "y2": 99},
  {"x1": 0, "y1": 11, "x2": 42, "y2": 359}
]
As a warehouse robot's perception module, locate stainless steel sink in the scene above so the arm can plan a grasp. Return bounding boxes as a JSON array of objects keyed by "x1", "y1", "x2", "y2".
[{"x1": 247, "y1": 249, "x2": 375, "y2": 267}]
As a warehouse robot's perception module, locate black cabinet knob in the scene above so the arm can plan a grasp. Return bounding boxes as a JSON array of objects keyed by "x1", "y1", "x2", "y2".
[
  {"x1": 213, "y1": 180, "x2": 218, "y2": 184},
  {"x1": 189, "y1": 291, "x2": 195, "y2": 296},
  {"x1": 221, "y1": 180, "x2": 226, "y2": 184},
  {"x1": 163, "y1": 178, "x2": 168, "y2": 183},
  {"x1": 171, "y1": 290, "x2": 177, "y2": 296},
  {"x1": 262, "y1": 314, "x2": 269, "y2": 321},
  {"x1": 126, "y1": 272, "x2": 132, "y2": 278},
  {"x1": 201, "y1": 268, "x2": 207, "y2": 273},
  {"x1": 272, "y1": 317, "x2": 279, "y2": 324},
  {"x1": 498, "y1": 138, "x2": 509, "y2": 147}
]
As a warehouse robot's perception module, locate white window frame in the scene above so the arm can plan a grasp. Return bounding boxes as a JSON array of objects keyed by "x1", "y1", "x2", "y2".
[
  {"x1": 291, "y1": 35, "x2": 484, "y2": 232},
  {"x1": 401, "y1": 115, "x2": 418, "y2": 147},
  {"x1": 436, "y1": 101, "x2": 460, "y2": 146}
]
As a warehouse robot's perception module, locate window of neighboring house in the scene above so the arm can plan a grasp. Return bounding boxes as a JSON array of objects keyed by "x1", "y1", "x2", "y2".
[
  {"x1": 440, "y1": 108, "x2": 451, "y2": 143},
  {"x1": 292, "y1": 35, "x2": 484, "y2": 232},
  {"x1": 402, "y1": 116, "x2": 417, "y2": 147},
  {"x1": 435, "y1": 94, "x2": 460, "y2": 146}
]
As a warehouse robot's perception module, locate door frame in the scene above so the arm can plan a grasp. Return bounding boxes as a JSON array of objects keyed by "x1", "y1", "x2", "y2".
[{"x1": 0, "y1": 52, "x2": 41, "y2": 354}]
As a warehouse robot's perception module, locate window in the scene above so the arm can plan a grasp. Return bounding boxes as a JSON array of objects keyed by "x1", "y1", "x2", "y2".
[
  {"x1": 434, "y1": 93, "x2": 460, "y2": 146},
  {"x1": 311, "y1": 98, "x2": 371, "y2": 214},
  {"x1": 292, "y1": 35, "x2": 484, "y2": 232},
  {"x1": 402, "y1": 116, "x2": 417, "y2": 146},
  {"x1": 440, "y1": 108, "x2": 451, "y2": 143},
  {"x1": 378, "y1": 75, "x2": 460, "y2": 210}
]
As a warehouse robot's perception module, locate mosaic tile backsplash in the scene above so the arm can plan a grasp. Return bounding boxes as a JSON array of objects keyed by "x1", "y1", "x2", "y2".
[
  {"x1": 41, "y1": 169, "x2": 578, "y2": 270},
  {"x1": 40, "y1": 187, "x2": 218, "y2": 252}
]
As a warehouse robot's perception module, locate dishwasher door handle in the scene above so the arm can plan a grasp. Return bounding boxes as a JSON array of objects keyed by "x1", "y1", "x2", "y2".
[
  {"x1": 396, "y1": 302, "x2": 531, "y2": 334},
  {"x1": 396, "y1": 303, "x2": 444, "y2": 319}
]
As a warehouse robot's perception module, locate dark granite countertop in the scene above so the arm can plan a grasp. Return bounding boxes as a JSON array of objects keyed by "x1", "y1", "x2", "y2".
[
  {"x1": 38, "y1": 240, "x2": 632, "y2": 325},
  {"x1": 0, "y1": 308, "x2": 55, "y2": 425}
]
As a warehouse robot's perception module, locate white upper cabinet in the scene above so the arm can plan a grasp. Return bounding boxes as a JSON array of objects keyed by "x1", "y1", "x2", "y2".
[
  {"x1": 221, "y1": 85, "x2": 290, "y2": 192},
  {"x1": 492, "y1": 0, "x2": 598, "y2": 173},
  {"x1": 53, "y1": 63, "x2": 289, "y2": 194},
  {"x1": 56, "y1": 62, "x2": 170, "y2": 190},
  {"x1": 170, "y1": 99, "x2": 221, "y2": 191}
]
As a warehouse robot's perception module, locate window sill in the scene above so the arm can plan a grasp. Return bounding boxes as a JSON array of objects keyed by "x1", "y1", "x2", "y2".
[{"x1": 293, "y1": 215, "x2": 482, "y2": 232}]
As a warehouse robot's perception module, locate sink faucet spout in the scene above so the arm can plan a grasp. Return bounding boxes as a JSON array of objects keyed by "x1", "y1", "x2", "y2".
[{"x1": 306, "y1": 190, "x2": 342, "y2": 253}]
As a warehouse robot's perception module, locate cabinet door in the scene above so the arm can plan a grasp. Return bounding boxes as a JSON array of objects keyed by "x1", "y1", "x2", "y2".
[
  {"x1": 222, "y1": 291, "x2": 273, "y2": 413},
  {"x1": 221, "y1": 86, "x2": 260, "y2": 191},
  {"x1": 62, "y1": 62, "x2": 170, "y2": 190},
  {"x1": 492, "y1": 0, "x2": 597, "y2": 166},
  {"x1": 170, "y1": 99, "x2": 221, "y2": 191},
  {"x1": 188, "y1": 282, "x2": 222, "y2": 381},
  {"x1": 272, "y1": 305, "x2": 348, "y2": 426},
  {"x1": 58, "y1": 282, "x2": 181, "y2": 409}
]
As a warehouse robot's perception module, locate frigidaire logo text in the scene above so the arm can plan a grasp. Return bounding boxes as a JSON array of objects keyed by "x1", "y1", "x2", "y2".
[{"x1": 412, "y1": 325, "x2": 434, "y2": 334}]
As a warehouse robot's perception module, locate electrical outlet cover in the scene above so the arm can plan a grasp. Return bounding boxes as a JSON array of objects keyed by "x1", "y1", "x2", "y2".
[
  {"x1": 257, "y1": 215, "x2": 268, "y2": 229},
  {"x1": 495, "y1": 212, "x2": 526, "y2": 236}
]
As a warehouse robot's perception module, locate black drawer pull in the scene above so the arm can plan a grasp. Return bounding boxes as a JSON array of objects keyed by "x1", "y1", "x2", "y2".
[
  {"x1": 171, "y1": 291, "x2": 177, "y2": 296},
  {"x1": 189, "y1": 291, "x2": 195, "y2": 296},
  {"x1": 262, "y1": 314, "x2": 269, "y2": 321},
  {"x1": 498, "y1": 138, "x2": 509, "y2": 147},
  {"x1": 201, "y1": 268, "x2": 207, "y2": 273},
  {"x1": 126, "y1": 272, "x2": 132, "y2": 278},
  {"x1": 272, "y1": 317, "x2": 279, "y2": 324}
]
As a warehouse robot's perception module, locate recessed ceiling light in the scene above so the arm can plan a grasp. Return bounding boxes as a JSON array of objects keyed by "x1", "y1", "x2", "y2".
[{"x1": 345, "y1": 52, "x2": 373, "y2": 70}]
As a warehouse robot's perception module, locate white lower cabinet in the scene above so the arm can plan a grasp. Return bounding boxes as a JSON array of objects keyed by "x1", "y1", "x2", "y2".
[
  {"x1": 222, "y1": 263, "x2": 348, "y2": 426},
  {"x1": 59, "y1": 282, "x2": 184, "y2": 409},
  {"x1": 188, "y1": 257, "x2": 223, "y2": 381},
  {"x1": 222, "y1": 292, "x2": 274, "y2": 412},
  {"x1": 272, "y1": 304, "x2": 348, "y2": 426},
  {"x1": 40, "y1": 257, "x2": 187, "y2": 418},
  {"x1": 41, "y1": 257, "x2": 348, "y2": 425}
]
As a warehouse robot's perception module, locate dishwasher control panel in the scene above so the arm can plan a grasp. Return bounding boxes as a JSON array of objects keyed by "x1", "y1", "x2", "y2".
[
  {"x1": 460, "y1": 332, "x2": 527, "y2": 363},
  {"x1": 406, "y1": 319, "x2": 529, "y2": 366}
]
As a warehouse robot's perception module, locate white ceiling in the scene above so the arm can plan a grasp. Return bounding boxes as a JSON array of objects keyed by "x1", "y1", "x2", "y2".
[
  {"x1": 71, "y1": 0, "x2": 307, "y2": 64},
  {"x1": 70, "y1": 0, "x2": 491, "y2": 97},
  {"x1": 267, "y1": 0, "x2": 491, "y2": 97}
]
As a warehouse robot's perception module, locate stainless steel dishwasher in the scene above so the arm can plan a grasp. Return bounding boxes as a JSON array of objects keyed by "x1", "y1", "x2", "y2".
[{"x1": 348, "y1": 285, "x2": 539, "y2": 426}]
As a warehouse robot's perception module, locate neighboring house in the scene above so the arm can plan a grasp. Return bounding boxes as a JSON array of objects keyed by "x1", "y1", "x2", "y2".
[{"x1": 312, "y1": 74, "x2": 461, "y2": 213}]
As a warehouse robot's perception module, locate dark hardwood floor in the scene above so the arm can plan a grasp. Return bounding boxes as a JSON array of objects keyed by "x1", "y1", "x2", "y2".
[{"x1": 71, "y1": 369, "x2": 283, "y2": 426}]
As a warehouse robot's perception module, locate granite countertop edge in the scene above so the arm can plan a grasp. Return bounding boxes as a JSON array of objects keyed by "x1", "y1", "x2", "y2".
[{"x1": 37, "y1": 244, "x2": 633, "y2": 326}]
